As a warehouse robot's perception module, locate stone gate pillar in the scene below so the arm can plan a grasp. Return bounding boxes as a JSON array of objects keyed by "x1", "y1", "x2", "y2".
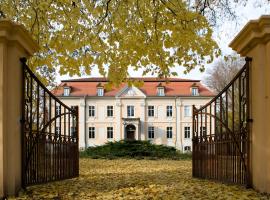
[
  {"x1": 0, "y1": 20, "x2": 39, "y2": 197},
  {"x1": 230, "y1": 15, "x2": 270, "y2": 193}
]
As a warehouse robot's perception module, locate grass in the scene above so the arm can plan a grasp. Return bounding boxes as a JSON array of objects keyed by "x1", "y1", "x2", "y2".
[
  {"x1": 80, "y1": 140, "x2": 191, "y2": 160},
  {"x1": 13, "y1": 159, "x2": 270, "y2": 200}
]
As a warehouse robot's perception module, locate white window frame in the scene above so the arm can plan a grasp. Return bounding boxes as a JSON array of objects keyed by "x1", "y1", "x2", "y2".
[
  {"x1": 56, "y1": 105, "x2": 61, "y2": 116},
  {"x1": 89, "y1": 106, "x2": 95, "y2": 117},
  {"x1": 127, "y1": 105, "x2": 135, "y2": 117},
  {"x1": 70, "y1": 127, "x2": 76, "y2": 138},
  {"x1": 89, "y1": 127, "x2": 95, "y2": 139},
  {"x1": 166, "y1": 105, "x2": 173, "y2": 117},
  {"x1": 184, "y1": 146, "x2": 191, "y2": 151},
  {"x1": 184, "y1": 126, "x2": 191, "y2": 139},
  {"x1": 55, "y1": 127, "x2": 60, "y2": 135},
  {"x1": 157, "y1": 87, "x2": 165, "y2": 96},
  {"x1": 107, "y1": 106, "x2": 113, "y2": 117},
  {"x1": 63, "y1": 87, "x2": 70, "y2": 96},
  {"x1": 148, "y1": 106, "x2": 155, "y2": 117},
  {"x1": 166, "y1": 127, "x2": 173, "y2": 139},
  {"x1": 107, "y1": 127, "x2": 113, "y2": 139},
  {"x1": 97, "y1": 87, "x2": 104, "y2": 96},
  {"x1": 200, "y1": 126, "x2": 207, "y2": 136},
  {"x1": 191, "y1": 87, "x2": 199, "y2": 96},
  {"x1": 148, "y1": 126, "x2": 155, "y2": 139},
  {"x1": 184, "y1": 105, "x2": 191, "y2": 117}
]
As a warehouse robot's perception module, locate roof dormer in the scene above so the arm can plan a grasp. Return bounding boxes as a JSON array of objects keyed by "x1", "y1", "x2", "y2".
[
  {"x1": 157, "y1": 83, "x2": 165, "y2": 96},
  {"x1": 63, "y1": 85, "x2": 71, "y2": 96},
  {"x1": 97, "y1": 83, "x2": 104, "y2": 96},
  {"x1": 191, "y1": 83, "x2": 199, "y2": 96}
]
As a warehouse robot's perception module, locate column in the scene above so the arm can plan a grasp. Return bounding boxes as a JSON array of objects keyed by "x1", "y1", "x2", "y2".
[
  {"x1": 176, "y1": 98, "x2": 182, "y2": 150},
  {"x1": 140, "y1": 99, "x2": 146, "y2": 140},
  {"x1": 79, "y1": 97, "x2": 87, "y2": 149},
  {"x1": 0, "y1": 20, "x2": 39, "y2": 197},
  {"x1": 115, "y1": 99, "x2": 122, "y2": 140},
  {"x1": 230, "y1": 15, "x2": 270, "y2": 193}
]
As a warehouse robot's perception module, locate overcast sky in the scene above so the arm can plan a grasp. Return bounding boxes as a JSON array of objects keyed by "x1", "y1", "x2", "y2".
[{"x1": 58, "y1": 0, "x2": 270, "y2": 83}]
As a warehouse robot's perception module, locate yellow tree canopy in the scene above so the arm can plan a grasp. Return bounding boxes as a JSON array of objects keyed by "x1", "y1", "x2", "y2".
[{"x1": 0, "y1": 0, "x2": 220, "y2": 85}]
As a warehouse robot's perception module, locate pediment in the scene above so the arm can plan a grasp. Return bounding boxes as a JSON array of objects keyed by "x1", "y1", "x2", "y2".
[{"x1": 116, "y1": 86, "x2": 146, "y2": 98}]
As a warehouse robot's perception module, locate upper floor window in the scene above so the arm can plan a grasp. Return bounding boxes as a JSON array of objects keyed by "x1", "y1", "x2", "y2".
[
  {"x1": 97, "y1": 87, "x2": 104, "y2": 96},
  {"x1": 167, "y1": 106, "x2": 173, "y2": 117},
  {"x1": 200, "y1": 127, "x2": 207, "y2": 136},
  {"x1": 184, "y1": 106, "x2": 191, "y2": 117},
  {"x1": 166, "y1": 127, "x2": 173, "y2": 138},
  {"x1": 89, "y1": 127, "x2": 95, "y2": 138},
  {"x1": 89, "y1": 106, "x2": 95, "y2": 117},
  {"x1": 157, "y1": 87, "x2": 165, "y2": 96},
  {"x1": 127, "y1": 105, "x2": 134, "y2": 117},
  {"x1": 56, "y1": 105, "x2": 61, "y2": 116},
  {"x1": 107, "y1": 127, "x2": 113, "y2": 139},
  {"x1": 148, "y1": 106, "x2": 154, "y2": 117},
  {"x1": 184, "y1": 127, "x2": 191, "y2": 139},
  {"x1": 107, "y1": 106, "x2": 113, "y2": 117},
  {"x1": 148, "y1": 126, "x2": 155, "y2": 139},
  {"x1": 63, "y1": 87, "x2": 70, "y2": 96},
  {"x1": 191, "y1": 87, "x2": 199, "y2": 96}
]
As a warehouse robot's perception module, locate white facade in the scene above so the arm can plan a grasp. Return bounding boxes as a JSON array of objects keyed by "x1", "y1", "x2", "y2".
[{"x1": 57, "y1": 85, "x2": 212, "y2": 152}]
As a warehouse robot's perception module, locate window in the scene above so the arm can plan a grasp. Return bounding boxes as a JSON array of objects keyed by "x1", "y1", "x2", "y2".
[
  {"x1": 184, "y1": 106, "x2": 191, "y2": 117},
  {"x1": 89, "y1": 106, "x2": 95, "y2": 117},
  {"x1": 184, "y1": 146, "x2": 191, "y2": 151},
  {"x1": 89, "y1": 127, "x2": 95, "y2": 138},
  {"x1": 55, "y1": 127, "x2": 60, "y2": 135},
  {"x1": 200, "y1": 127, "x2": 207, "y2": 136},
  {"x1": 191, "y1": 88, "x2": 199, "y2": 96},
  {"x1": 56, "y1": 105, "x2": 61, "y2": 116},
  {"x1": 107, "y1": 106, "x2": 113, "y2": 117},
  {"x1": 166, "y1": 127, "x2": 173, "y2": 138},
  {"x1": 184, "y1": 127, "x2": 191, "y2": 139},
  {"x1": 148, "y1": 126, "x2": 155, "y2": 139},
  {"x1": 97, "y1": 87, "x2": 104, "y2": 96},
  {"x1": 107, "y1": 127, "x2": 113, "y2": 139},
  {"x1": 167, "y1": 106, "x2": 173, "y2": 117},
  {"x1": 63, "y1": 87, "x2": 70, "y2": 96},
  {"x1": 127, "y1": 105, "x2": 134, "y2": 117},
  {"x1": 157, "y1": 87, "x2": 165, "y2": 96},
  {"x1": 70, "y1": 127, "x2": 76, "y2": 138},
  {"x1": 148, "y1": 106, "x2": 154, "y2": 117}
]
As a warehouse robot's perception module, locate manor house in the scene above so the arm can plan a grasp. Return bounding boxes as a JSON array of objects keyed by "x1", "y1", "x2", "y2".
[{"x1": 53, "y1": 77, "x2": 214, "y2": 151}]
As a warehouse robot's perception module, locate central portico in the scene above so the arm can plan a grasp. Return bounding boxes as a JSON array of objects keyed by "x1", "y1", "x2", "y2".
[{"x1": 122, "y1": 118, "x2": 141, "y2": 140}]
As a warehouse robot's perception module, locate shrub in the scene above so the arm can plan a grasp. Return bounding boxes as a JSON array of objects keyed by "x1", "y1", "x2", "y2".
[{"x1": 80, "y1": 140, "x2": 191, "y2": 160}]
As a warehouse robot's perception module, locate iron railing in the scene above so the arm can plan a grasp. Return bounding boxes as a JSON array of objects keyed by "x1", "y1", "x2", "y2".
[
  {"x1": 192, "y1": 57, "x2": 252, "y2": 187},
  {"x1": 21, "y1": 58, "x2": 79, "y2": 187}
]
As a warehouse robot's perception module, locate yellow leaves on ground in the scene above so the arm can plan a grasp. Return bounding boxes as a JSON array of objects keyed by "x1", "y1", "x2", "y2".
[{"x1": 13, "y1": 159, "x2": 269, "y2": 200}]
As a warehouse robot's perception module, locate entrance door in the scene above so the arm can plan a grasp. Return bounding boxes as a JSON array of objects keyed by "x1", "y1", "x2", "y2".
[{"x1": 126, "y1": 124, "x2": 136, "y2": 140}]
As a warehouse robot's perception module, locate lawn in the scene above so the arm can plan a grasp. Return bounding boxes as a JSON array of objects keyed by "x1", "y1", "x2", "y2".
[{"x1": 13, "y1": 159, "x2": 269, "y2": 200}]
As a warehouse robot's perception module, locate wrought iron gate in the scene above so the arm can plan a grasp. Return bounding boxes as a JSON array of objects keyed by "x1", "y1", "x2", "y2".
[
  {"x1": 192, "y1": 58, "x2": 252, "y2": 187},
  {"x1": 21, "y1": 58, "x2": 79, "y2": 187}
]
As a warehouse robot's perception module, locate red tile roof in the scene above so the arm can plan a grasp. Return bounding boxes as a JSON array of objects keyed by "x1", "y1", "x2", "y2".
[{"x1": 53, "y1": 77, "x2": 214, "y2": 97}]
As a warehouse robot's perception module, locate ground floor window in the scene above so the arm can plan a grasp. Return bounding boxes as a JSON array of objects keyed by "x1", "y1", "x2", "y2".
[
  {"x1": 107, "y1": 127, "x2": 113, "y2": 139},
  {"x1": 184, "y1": 127, "x2": 191, "y2": 138},
  {"x1": 184, "y1": 146, "x2": 191, "y2": 151},
  {"x1": 89, "y1": 127, "x2": 95, "y2": 138},
  {"x1": 55, "y1": 127, "x2": 60, "y2": 135},
  {"x1": 166, "y1": 127, "x2": 173, "y2": 138},
  {"x1": 148, "y1": 126, "x2": 154, "y2": 139}
]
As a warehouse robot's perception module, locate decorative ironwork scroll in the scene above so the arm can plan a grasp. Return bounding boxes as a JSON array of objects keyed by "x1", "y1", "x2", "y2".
[
  {"x1": 192, "y1": 58, "x2": 252, "y2": 187},
  {"x1": 21, "y1": 58, "x2": 79, "y2": 187}
]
